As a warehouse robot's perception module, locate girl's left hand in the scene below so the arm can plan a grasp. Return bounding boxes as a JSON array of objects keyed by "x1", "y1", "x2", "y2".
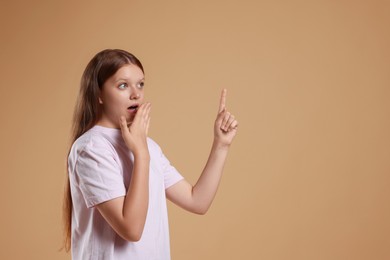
[{"x1": 214, "y1": 89, "x2": 238, "y2": 147}]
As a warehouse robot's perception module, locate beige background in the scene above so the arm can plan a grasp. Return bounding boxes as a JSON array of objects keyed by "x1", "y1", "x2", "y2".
[{"x1": 1, "y1": 0, "x2": 389, "y2": 259}]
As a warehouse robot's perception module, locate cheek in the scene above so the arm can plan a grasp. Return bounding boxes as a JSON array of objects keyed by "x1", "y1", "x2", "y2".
[
  {"x1": 102, "y1": 95, "x2": 126, "y2": 113},
  {"x1": 105, "y1": 91, "x2": 128, "y2": 104}
]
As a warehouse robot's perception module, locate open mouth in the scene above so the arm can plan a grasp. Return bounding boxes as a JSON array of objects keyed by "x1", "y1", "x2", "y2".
[{"x1": 128, "y1": 105, "x2": 139, "y2": 111}]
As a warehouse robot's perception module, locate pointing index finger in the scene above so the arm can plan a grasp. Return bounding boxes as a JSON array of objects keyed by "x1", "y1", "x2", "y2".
[{"x1": 219, "y1": 88, "x2": 227, "y2": 113}]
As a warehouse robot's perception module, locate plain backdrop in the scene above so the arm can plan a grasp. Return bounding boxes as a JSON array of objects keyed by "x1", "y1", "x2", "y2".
[{"x1": 0, "y1": 0, "x2": 389, "y2": 259}]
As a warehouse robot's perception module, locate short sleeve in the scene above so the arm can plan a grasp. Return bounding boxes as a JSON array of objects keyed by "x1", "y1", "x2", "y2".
[
  {"x1": 75, "y1": 141, "x2": 126, "y2": 208},
  {"x1": 156, "y1": 143, "x2": 184, "y2": 189}
]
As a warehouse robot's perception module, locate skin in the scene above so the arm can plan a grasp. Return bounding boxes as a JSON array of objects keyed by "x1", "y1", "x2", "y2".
[
  {"x1": 98, "y1": 63, "x2": 147, "y2": 128},
  {"x1": 95, "y1": 64, "x2": 238, "y2": 242}
]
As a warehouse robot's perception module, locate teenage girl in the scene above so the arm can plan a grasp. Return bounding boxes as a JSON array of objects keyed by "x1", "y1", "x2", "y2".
[{"x1": 62, "y1": 49, "x2": 238, "y2": 260}]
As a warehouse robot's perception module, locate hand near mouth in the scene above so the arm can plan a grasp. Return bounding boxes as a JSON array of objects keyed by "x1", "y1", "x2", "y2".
[{"x1": 120, "y1": 102, "x2": 151, "y2": 157}]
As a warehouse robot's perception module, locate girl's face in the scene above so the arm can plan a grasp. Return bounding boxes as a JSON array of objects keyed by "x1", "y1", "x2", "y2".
[{"x1": 98, "y1": 63, "x2": 145, "y2": 128}]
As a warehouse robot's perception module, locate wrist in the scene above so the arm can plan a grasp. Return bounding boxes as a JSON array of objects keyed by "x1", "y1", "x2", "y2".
[
  {"x1": 212, "y1": 139, "x2": 231, "y2": 151},
  {"x1": 133, "y1": 149, "x2": 150, "y2": 161}
]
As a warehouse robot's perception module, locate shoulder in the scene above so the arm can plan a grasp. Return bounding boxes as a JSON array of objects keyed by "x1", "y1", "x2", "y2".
[
  {"x1": 147, "y1": 137, "x2": 164, "y2": 156},
  {"x1": 147, "y1": 137, "x2": 160, "y2": 149},
  {"x1": 75, "y1": 131, "x2": 113, "y2": 152},
  {"x1": 69, "y1": 130, "x2": 116, "y2": 165}
]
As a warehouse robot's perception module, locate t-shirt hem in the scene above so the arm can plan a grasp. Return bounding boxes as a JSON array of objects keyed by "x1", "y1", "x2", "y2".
[
  {"x1": 165, "y1": 175, "x2": 184, "y2": 189},
  {"x1": 86, "y1": 190, "x2": 126, "y2": 208}
]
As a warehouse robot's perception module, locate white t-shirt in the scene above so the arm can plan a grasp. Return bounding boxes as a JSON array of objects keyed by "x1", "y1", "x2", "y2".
[{"x1": 68, "y1": 125, "x2": 183, "y2": 260}]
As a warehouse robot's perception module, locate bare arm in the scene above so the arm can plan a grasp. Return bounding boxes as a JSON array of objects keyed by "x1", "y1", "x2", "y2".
[
  {"x1": 166, "y1": 89, "x2": 238, "y2": 214},
  {"x1": 96, "y1": 103, "x2": 152, "y2": 241}
]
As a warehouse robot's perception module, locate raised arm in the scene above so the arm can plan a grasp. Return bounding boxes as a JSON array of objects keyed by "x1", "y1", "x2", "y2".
[
  {"x1": 166, "y1": 89, "x2": 238, "y2": 214},
  {"x1": 96, "y1": 103, "x2": 151, "y2": 241}
]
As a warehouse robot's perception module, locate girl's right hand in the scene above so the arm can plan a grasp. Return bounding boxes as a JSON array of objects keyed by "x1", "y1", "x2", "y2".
[{"x1": 119, "y1": 102, "x2": 151, "y2": 158}]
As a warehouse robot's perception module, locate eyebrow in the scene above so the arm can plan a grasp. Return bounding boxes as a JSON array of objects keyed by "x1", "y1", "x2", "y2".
[{"x1": 115, "y1": 77, "x2": 145, "y2": 83}]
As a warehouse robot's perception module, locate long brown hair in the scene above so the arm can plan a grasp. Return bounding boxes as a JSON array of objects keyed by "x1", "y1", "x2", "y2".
[{"x1": 62, "y1": 49, "x2": 144, "y2": 252}]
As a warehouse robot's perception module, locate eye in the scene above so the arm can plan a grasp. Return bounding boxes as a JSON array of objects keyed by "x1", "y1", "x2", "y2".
[
  {"x1": 118, "y1": 83, "x2": 127, "y2": 89},
  {"x1": 137, "y1": 81, "x2": 145, "y2": 89}
]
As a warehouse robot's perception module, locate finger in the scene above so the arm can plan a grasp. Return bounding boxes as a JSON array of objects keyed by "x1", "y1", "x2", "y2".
[
  {"x1": 221, "y1": 112, "x2": 231, "y2": 130},
  {"x1": 145, "y1": 116, "x2": 151, "y2": 134},
  {"x1": 131, "y1": 105, "x2": 143, "y2": 124},
  {"x1": 144, "y1": 103, "x2": 151, "y2": 120},
  {"x1": 220, "y1": 112, "x2": 231, "y2": 130},
  {"x1": 139, "y1": 102, "x2": 148, "y2": 114},
  {"x1": 223, "y1": 115, "x2": 234, "y2": 131},
  {"x1": 119, "y1": 116, "x2": 129, "y2": 134},
  {"x1": 141, "y1": 102, "x2": 151, "y2": 119},
  {"x1": 227, "y1": 120, "x2": 239, "y2": 131},
  {"x1": 143, "y1": 105, "x2": 151, "y2": 126},
  {"x1": 218, "y1": 88, "x2": 227, "y2": 113},
  {"x1": 133, "y1": 102, "x2": 148, "y2": 123},
  {"x1": 216, "y1": 108, "x2": 226, "y2": 124},
  {"x1": 224, "y1": 115, "x2": 235, "y2": 131}
]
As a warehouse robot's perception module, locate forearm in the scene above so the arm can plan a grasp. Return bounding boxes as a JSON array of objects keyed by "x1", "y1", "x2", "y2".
[
  {"x1": 192, "y1": 141, "x2": 229, "y2": 213},
  {"x1": 122, "y1": 153, "x2": 150, "y2": 238},
  {"x1": 166, "y1": 89, "x2": 238, "y2": 215}
]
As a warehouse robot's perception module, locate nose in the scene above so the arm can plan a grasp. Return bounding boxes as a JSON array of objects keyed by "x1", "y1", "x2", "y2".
[{"x1": 130, "y1": 87, "x2": 141, "y2": 100}]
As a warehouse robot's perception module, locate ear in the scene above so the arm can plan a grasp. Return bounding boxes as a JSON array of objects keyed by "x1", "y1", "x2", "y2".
[{"x1": 99, "y1": 97, "x2": 103, "y2": 104}]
